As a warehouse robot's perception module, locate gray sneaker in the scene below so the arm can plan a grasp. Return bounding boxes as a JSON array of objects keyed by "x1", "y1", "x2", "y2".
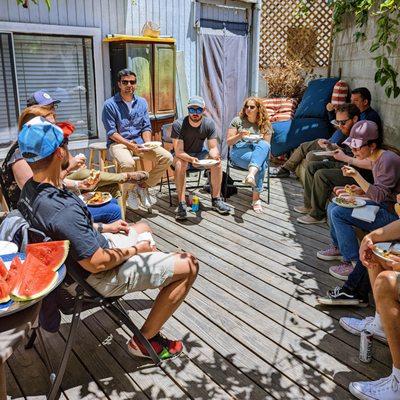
[
  {"x1": 270, "y1": 167, "x2": 290, "y2": 178},
  {"x1": 175, "y1": 202, "x2": 188, "y2": 220},
  {"x1": 212, "y1": 197, "x2": 231, "y2": 215}
]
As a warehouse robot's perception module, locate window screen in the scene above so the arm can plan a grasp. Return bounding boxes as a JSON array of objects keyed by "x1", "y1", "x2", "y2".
[{"x1": 13, "y1": 34, "x2": 97, "y2": 141}]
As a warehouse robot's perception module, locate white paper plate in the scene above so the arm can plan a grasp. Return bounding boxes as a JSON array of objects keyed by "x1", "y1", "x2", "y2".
[
  {"x1": 332, "y1": 196, "x2": 366, "y2": 208},
  {"x1": 313, "y1": 151, "x2": 335, "y2": 157},
  {"x1": 243, "y1": 135, "x2": 262, "y2": 142},
  {"x1": 142, "y1": 141, "x2": 162, "y2": 149},
  {"x1": 196, "y1": 159, "x2": 218, "y2": 166},
  {"x1": 372, "y1": 242, "x2": 400, "y2": 262},
  {"x1": 0, "y1": 241, "x2": 18, "y2": 256}
]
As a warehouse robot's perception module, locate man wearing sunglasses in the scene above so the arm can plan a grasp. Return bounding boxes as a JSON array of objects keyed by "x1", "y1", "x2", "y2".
[
  {"x1": 171, "y1": 96, "x2": 230, "y2": 220},
  {"x1": 102, "y1": 69, "x2": 173, "y2": 210}
]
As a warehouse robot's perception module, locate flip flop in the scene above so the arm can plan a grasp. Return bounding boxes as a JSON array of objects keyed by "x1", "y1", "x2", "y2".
[
  {"x1": 252, "y1": 199, "x2": 263, "y2": 213},
  {"x1": 242, "y1": 174, "x2": 256, "y2": 187}
]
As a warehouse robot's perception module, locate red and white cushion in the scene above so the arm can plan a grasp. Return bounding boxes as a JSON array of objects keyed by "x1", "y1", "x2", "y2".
[
  {"x1": 331, "y1": 80, "x2": 349, "y2": 106},
  {"x1": 261, "y1": 98, "x2": 298, "y2": 122}
]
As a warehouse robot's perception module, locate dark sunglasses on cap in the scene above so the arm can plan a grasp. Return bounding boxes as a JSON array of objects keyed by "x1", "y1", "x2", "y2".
[
  {"x1": 188, "y1": 107, "x2": 204, "y2": 115},
  {"x1": 121, "y1": 80, "x2": 137, "y2": 85}
]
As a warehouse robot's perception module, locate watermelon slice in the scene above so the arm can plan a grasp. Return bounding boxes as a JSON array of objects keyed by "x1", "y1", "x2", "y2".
[
  {"x1": 0, "y1": 277, "x2": 10, "y2": 304},
  {"x1": 5, "y1": 256, "x2": 24, "y2": 293},
  {"x1": 25, "y1": 240, "x2": 69, "y2": 271},
  {"x1": 11, "y1": 253, "x2": 58, "y2": 301},
  {"x1": 0, "y1": 259, "x2": 7, "y2": 279}
]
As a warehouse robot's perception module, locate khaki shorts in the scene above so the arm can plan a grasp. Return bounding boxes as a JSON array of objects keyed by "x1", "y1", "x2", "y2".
[{"x1": 86, "y1": 229, "x2": 175, "y2": 297}]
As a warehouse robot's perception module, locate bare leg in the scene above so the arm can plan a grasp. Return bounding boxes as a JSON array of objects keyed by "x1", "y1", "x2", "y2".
[
  {"x1": 210, "y1": 163, "x2": 223, "y2": 198},
  {"x1": 374, "y1": 271, "x2": 400, "y2": 368},
  {"x1": 173, "y1": 158, "x2": 188, "y2": 203},
  {"x1": 367, "y1": 264, "x2": 385, "y2": 300},
  {"x1": 252, "y1": 191, "x2": 260, "y2": 202},
  {"x1": 248, "y1": 166, "x2": 258, "y2": 177},
  {"x1": 140, "y1": 253, "x2": 199, "y2": 338}
]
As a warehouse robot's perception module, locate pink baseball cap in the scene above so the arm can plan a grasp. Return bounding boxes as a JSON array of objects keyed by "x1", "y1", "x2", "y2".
[{"x1": 343, "y1": 120, "x2": 379, "y2": 148}]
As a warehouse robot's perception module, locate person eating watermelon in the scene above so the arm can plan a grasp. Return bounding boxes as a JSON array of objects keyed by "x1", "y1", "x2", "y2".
[{"x1": 17, "y1": 119, "x2": 198, "y2": 360}]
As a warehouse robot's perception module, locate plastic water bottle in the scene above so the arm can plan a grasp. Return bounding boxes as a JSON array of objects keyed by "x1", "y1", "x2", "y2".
[{"x1": 191, "y1": 195, "x2": 200, "y2": 212}]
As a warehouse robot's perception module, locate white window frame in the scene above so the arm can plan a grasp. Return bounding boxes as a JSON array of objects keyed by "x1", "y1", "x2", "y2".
[{"x1": 0, "y1": 22, "x2": 104, "y2": 154}]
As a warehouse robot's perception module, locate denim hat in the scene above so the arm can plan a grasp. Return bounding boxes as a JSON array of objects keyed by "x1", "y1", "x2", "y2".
[
  {"x1": 343, "y1": 120, "x2": 379, "y2": 149},
  {"x1": 187, "y1": 96, "x2": 205, "y2": 108},
  {"x1": 26, "y1": 90, "x2": 60, "y2": 107},
  {"x1": 18, "y1": 117, "x2": 69, "y2": 163}
]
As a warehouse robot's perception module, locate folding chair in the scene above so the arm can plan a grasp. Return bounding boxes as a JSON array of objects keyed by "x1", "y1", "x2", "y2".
[
  {"x1": 224, "y1": 146, "x2": 271, "y2": 204},
  {"x1": 25, "y1": 228, "x2": 162, "y2": 400},
  {"x1": 160, "y1": 123, "x2": 207, "y2": 207}
]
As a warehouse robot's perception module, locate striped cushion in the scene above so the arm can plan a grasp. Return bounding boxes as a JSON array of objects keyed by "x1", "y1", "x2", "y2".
[
  {"x1": 331, "y1": 80, "x2": 349, "y2": 106},
  {"x1": 261, "y1": 98, "x2": 298, "y2": 122}
]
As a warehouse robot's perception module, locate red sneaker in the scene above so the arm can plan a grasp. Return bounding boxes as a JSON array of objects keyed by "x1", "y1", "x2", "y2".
[{"x1": 127, "y1": 332, "x2": 183, "y2": 360}]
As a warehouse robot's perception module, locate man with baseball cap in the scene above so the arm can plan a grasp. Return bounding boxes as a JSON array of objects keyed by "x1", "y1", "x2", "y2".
[
  {"x1": 17, "y1": 118, "x2": 199, "y2": 361},
  {"x1": 171, "y1": 95, "x2": 230, "y2": 220},
  {"x1": 26, "y1": 90, "x2": 60, "y2": 108}
]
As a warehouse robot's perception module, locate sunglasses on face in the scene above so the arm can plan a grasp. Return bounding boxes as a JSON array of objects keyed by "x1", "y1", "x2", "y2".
[
  {"x1": 52, "y1": 104, "x2": 58, "y2": 110},
  {"x1": 245, "y1": 105, "x2": 256, "y2": 110},
  {"x1": 188, "y1": 107, "x2": 204, "y2": 115},
  {"x1": 335, "y1": 118, "x2": 351, "y2": 126},
  {"x1": 121, "y1": 80, "x2": 137, "y2": 85}
]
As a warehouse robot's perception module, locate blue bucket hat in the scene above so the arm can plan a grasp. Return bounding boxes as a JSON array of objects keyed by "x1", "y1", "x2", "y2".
[{"x1": 18, "y1": 117, "x2": 67, "y2": 163}]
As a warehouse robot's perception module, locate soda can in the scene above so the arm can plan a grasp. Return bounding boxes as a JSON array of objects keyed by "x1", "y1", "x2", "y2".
[
  {"x1": 191, "y1": 195, "x2": 200, "y2": 212},
  {"x1": 359, "y1": 329, "x2": 373, "y2": 363}
]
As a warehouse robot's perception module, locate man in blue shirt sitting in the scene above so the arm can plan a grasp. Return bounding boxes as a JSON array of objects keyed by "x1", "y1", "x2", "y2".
[{"x1": 102, "y1": 69, "x2": 173, "y2": 209}]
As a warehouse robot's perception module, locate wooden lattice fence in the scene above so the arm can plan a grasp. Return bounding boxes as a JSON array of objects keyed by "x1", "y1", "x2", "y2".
[{"x1": 260, "y1": 0, "x2": 333, "y2": 69}]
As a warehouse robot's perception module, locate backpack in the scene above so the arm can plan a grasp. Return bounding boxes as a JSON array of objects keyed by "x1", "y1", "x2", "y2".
[{"x1": 203, "y1": 171, "x2": 238, "y2": 198}]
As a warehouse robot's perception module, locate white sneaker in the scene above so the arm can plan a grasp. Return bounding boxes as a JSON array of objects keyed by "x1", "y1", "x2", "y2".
[
  {"x1": 339, "y1": 316, "x2": 387, "y2": 343},
  {"x1": 349, "y1": 374, "x2": 400, "y2": 400},
  {"x1": 136, "y1": 187, "x2": 152, "y2": 208},
  {"x1": 127, "y1": 190, "x2": 140, "y2": 210}
]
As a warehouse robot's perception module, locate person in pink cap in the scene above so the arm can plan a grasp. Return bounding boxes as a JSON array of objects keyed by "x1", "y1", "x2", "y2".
[{"x1": 317, "y1": 120, "x2": 400, "y2": 306}]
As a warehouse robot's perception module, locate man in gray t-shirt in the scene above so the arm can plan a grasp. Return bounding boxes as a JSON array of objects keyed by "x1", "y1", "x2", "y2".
[{"x1": 171, "y1": 96, "x2": 230, "y2": 220}]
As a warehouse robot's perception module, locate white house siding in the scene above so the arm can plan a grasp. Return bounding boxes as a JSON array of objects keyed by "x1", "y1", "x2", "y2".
[{"x1": 331, "y1": 15, "x2": 400, "y2": 147}]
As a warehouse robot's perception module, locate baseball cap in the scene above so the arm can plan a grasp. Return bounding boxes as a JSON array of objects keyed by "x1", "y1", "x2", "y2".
[
  {"x1": 18, "y1": 117, "x2": 71, "y2": 163},
  {"x1": 343, "y1": 120, "x2": 379, "y2": 149},
  {"x1": 26, "y1": 90, "x2": 60, "y2": 107},
  {"x1": 187, "y1": 96, "x2": 205, "y2": 108}
]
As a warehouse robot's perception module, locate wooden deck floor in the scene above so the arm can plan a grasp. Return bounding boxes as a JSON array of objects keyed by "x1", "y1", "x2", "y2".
[{"x1": 6, "y1": 174, "x2": 391, "y2": 400}]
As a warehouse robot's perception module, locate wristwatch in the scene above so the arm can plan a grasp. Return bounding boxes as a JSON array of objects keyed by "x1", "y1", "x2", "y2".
[{"x1": 97, "y1": 223, "x2": 104, "y2": 233}]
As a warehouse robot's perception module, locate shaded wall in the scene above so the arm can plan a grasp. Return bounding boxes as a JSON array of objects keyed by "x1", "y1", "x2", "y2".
[{"x1": 331, "y1": 15, "x2": 400, "y2": 147}]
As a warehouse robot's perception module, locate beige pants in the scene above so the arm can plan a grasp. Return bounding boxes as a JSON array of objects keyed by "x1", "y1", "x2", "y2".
[{"x1": 110, "y1": 143, "x2": 172, "y2": 188}]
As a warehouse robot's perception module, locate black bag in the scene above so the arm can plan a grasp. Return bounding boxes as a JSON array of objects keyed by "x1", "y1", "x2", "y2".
[{"x1": 203, "y1": 171, "x2": 238, "y2": 198}]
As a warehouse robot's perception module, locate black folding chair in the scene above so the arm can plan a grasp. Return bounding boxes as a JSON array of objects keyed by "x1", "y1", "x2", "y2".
[
  {"x1": 224, "y1": 146, "x2": 271, "y2": 204},
  {"x1": 25, "y1": 228, "x2": 162, "y2": 400},
  {"x1": 160, "y1": 123, "x2": 207, "y2": 206}
]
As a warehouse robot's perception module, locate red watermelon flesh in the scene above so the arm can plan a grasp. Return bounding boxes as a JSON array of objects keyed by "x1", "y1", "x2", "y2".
[
  {"x1": 26, "y1": 240, "x2": 69, "y2": 271},
  {"x1": 0, "y1": 278, "x2": 10, "y2": 304},
  {"x1": 0, "y1": 259, "x2": 7, "y2": 279},
  {"x1": 5, "y1": 256, "x2": 24, "y2": 293},
  {"x1": 11, "y1": 253, "x2": 57, "y2": 301}
]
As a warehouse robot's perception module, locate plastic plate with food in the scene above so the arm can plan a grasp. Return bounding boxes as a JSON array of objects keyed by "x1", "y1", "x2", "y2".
[
  {"x1": 243, "y1": 134, "x2": 262, "y2": 142},
  {"x1": 196, "y1": 159, "x2": 219, "y2": 167},
  {"x1": 372, "y1": 242, "x2": 400, "y2": 262},
  {"x1": 82, "y1": 192, "x2": 112, "y2": 206},
  {"x1": 142, "y1": 141, "x2": 162, "y2": 149},
  {"x1": 313, "y1": 150, "x2": 336, "y2": 157},
  {"x1": 332, "y1": 196, "x2": 366, "y2": 208}
]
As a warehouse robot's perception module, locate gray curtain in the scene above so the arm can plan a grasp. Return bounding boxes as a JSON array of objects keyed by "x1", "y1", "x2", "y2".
[{"x1": 199, "y1": 24, "x2": 248, "y2": 158}]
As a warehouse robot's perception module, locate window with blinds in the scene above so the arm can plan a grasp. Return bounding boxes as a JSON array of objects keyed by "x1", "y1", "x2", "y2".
[
  {"x1": 11, "y1": 34, "x2": 97, "y2": 141},
  {"x1": 0, "y1": 33, "x2": 18, "y2": 148}
]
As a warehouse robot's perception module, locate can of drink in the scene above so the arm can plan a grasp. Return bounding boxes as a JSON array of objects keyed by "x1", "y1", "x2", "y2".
[
  {"x1": 359, "y1": 329, "x2": 373, "y2": 363},
  {"x1": 191, "y1": 195, "x2": 200, "y2": 212}
]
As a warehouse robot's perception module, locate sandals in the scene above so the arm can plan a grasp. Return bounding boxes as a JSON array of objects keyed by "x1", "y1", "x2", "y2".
[
  {"x1": 243, "y1": 174, "x2": 256, "y2": 187},
  {"x1": 252, "y1": 199, "x2": 263, "y2": 213}
]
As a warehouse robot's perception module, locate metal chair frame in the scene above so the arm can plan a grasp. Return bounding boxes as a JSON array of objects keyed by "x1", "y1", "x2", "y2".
[
  {"x1": 160, "y1": 123, "x2": 207, "y2": 207},
  {"x1": 224, "y1": 146, "x2": 271, "y2": 204}
]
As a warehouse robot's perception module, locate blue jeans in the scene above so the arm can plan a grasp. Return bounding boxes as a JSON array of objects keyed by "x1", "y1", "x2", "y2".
[
  {"x1": 327, "y1": 201, "x2": 399, "y2": 299},
  {"x1": 88, "y1": 198, "x2": 121, "y2": 224},
  {"x1": 230, "y1": 140, "x2": 270, "y2": 193}
]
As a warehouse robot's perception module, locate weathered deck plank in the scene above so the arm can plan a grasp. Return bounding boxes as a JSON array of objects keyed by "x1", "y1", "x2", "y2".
[{"x1": 6, "y1": 177, "x2": 389, "y2": 399}]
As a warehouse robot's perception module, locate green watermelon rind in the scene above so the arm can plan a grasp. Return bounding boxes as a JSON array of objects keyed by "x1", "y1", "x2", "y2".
[
  {"x1": 26, "y1": 240, "x2": 69, "y2": 271},
  {"x1": 11, "y1": 272, "x2": 58, "y2": 301}
]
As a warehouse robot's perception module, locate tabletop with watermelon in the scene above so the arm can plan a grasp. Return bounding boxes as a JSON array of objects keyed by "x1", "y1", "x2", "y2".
[{"x1": 0, "y1": 241, "x2": 69, "y2": 318}]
